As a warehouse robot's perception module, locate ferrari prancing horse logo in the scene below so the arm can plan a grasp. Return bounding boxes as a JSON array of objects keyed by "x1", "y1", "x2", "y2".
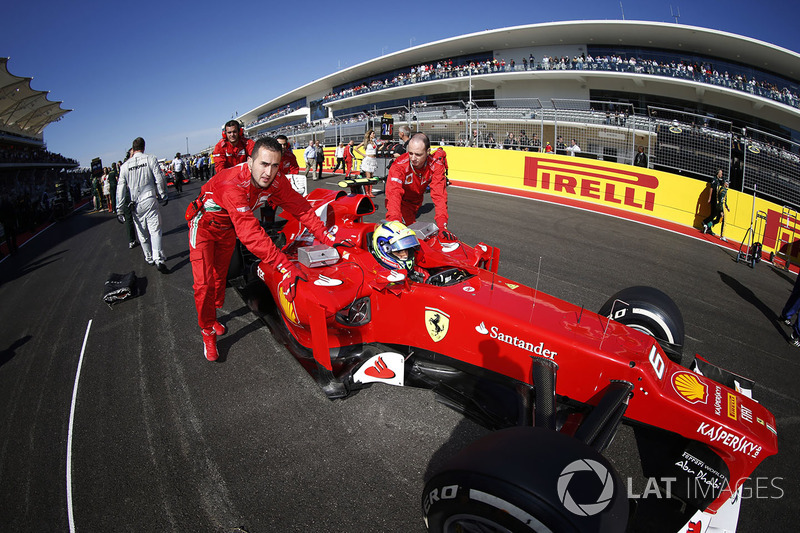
[{"x1": 425, "y1": 307, "x2": 450, "y2": 342}]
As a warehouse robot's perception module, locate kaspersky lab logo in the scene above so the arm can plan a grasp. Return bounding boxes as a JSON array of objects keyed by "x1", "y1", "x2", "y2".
[{"x1": 557, "y1": 459, "x2": 614, "y2": 516}]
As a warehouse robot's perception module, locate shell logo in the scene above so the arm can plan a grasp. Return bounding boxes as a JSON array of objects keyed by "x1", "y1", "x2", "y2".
[
  {"x1": 278, "y1": 288, "x2": 299, "y2": 325},
  {"x1": 672, "y1": 372, "x2": 707, "y2": 404}
]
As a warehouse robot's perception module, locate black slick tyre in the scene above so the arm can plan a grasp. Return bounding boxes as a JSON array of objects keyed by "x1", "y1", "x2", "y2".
[
  {"x1": 598, "y1": 286, "x2": 686, "y2": 366},
  {"x1": 422, "y1": 426, "x2": 628, "y2": 533}
]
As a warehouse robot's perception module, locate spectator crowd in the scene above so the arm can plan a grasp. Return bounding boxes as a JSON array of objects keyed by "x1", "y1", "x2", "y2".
[
  {"x1": 309, "y1": 53, "x2": 798, "y2": 111},
  {"x1": 0, "y1": 143, "x2": 79, "y2": 166}
]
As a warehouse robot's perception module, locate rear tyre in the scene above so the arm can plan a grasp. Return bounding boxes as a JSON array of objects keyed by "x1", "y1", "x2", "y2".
[
  {"x1": 422, "y1": 427, "x2": 628, "y2": 533},
  {"x1": 598, "y1": 286, "x2": 686, "y2": 366}
]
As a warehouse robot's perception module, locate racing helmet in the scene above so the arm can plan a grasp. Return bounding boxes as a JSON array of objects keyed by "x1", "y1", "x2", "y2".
[{"x1": 372, "y1": 221, "x2": 420, "y2": 270}]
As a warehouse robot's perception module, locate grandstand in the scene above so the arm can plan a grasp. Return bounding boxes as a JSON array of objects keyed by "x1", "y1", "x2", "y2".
[
  {"x1": 1, "y1": 58, "x2": 82, "y2": 252},
  {"x1": 238, "y1": 20, "x2": 800, "y2": 208}
]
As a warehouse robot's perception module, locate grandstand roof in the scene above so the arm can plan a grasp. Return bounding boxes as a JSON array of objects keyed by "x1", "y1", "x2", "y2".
[
  {"x1": 0, "y1": 57, "x2": 71, "y2": 139},
  {"x1": 241, "y1": 20, "x2": 800, "y2": 125}
]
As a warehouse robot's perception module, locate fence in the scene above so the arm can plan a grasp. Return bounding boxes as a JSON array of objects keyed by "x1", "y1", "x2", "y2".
[
  {"x1": 468, "y1": 98, "x2": 543, "y2": 150},
  {"x1": 263, "y1": 98, "x2": 800, "y2": 209},
  {"x1": 552, "y1": 100, "x2": 635, "y2": 164},
  {"x1": 742, "y1": 128, "x2": 800, "y2": 207},
  {"x1": 646, "y1": 106, "x2": 733, "y2": 181}
]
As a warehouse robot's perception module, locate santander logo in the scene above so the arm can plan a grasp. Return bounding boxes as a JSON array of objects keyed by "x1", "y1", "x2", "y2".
[{"x1": 475, "y1": 322, "x2": 558, "y2": 359}]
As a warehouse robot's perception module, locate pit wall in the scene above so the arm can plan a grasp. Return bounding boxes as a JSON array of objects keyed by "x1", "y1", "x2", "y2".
[{"x1": 293, "y1": 146, "x2": 799, "y2": 264}]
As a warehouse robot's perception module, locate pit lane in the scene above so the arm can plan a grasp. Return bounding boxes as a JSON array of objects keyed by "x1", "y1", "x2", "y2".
[{"x1": 0, "y1": 177, "x2": 796, "y2": 532}]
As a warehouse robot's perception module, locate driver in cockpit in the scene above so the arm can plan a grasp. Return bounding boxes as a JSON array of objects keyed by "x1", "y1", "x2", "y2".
[{"x1": 371, "y1": 220, "x2": 428, "y2": 283}]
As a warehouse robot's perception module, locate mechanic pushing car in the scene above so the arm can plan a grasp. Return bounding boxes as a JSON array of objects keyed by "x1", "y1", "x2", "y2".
[
  {"x1": 187, "y1": 136, "x2": 336, "y2": 362},
  {"x1": 385, "y1": 133, "x2": 456, "y2": 240}
]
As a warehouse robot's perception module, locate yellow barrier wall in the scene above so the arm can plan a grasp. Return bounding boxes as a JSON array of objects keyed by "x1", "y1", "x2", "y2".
[
  {"x1": 292, "y1": 147, "x2": 360, "y2": 174},
  {"x1": 443, "y1": 146, "x2": 798, "y2": 261}
]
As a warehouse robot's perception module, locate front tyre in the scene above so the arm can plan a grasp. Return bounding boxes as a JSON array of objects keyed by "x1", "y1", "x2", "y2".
[
  {"x1": 598, "y1": 286, "x2": 686, "y2": 366},
  {"x1": 422, "y1": 427, "x2": 628, "y2": 533}
]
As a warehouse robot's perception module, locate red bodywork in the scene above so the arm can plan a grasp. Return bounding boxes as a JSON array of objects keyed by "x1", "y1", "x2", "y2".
[{"x1": 252, "y1": 189, "x2": 777, "y2": 517}]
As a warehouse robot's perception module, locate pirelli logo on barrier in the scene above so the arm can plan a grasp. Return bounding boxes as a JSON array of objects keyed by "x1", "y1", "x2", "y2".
[{"x1": 523, "y1": 157, "x2": 659, "y2": 212}]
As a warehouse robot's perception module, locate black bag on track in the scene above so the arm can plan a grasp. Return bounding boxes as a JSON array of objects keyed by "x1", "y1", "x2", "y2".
[{"x1": 103, "y1": 271, "x2": 137, "y2": 308}]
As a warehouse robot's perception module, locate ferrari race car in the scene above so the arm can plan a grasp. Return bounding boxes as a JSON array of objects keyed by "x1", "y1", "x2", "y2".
[
  {"x1": 229, "y1": 188, "x2": 778, "y2": 533},
  {"x1": 164, "y1": 167, "x2": 190, "y2": 188}
]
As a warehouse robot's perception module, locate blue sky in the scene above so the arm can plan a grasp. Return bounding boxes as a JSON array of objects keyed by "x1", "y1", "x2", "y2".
[{"x1": 2, "y1": 0, "x2": 798, "y2": 167}]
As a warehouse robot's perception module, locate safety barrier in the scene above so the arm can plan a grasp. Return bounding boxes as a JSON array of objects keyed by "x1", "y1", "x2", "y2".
[{"x1": 442, "y1": 147, "x2": 797, "y2": 264}]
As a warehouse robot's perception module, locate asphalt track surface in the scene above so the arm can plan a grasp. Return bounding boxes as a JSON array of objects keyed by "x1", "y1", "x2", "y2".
[{"x1": 0, "y1": 175, "x2": 797, "y2": 532}]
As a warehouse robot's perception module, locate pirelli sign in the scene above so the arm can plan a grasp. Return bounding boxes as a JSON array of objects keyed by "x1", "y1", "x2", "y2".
[{"x1": 523, "y1": 157, "x2": 658, "y2": 212}]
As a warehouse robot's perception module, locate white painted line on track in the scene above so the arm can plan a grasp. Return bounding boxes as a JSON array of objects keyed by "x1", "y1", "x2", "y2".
[{"x1": 67, "y1": 319, "x2": 92, "y2": 533}]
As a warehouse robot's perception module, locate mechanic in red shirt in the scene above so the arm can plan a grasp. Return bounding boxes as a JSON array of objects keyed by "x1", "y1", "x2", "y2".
[
  {"x1": 385, "y1": 132, "x2": 454, "y2": 239},
  {"x1": 276, "y1": 134, "x2": 300, "y2": 175},
  {"x1": 188, "y1": 137, "x2": 333, "y2": 361},
  {"x1": 212, "y1": 120, "x2": 255, "y2": 174}
]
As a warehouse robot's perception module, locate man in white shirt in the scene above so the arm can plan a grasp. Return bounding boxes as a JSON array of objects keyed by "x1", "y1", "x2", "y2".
[
  {"x1": 303, "y1": 140, "x2": 317, "y2": 180},
  {"x1": 566, "y1": 139, "x2": 582, "y2": 156},
  {"x1": 332, "y1": 142, "x2": 346, "y2": 174},
  {"x1": 171, "y1": 152, "x2": 185, "y2": 192}
]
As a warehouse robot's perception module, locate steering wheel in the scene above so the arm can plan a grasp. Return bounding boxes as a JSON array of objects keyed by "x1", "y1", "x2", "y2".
[{"x1": 426, "y1": 268, "x2": 469, "y2": 287}]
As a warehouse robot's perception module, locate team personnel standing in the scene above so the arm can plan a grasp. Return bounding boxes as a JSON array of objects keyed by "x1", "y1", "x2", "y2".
[
  {"x1": 263, "y1": 134, "x2": 302, "y2": 222},
  {"x1": 171, "y1": 153, "x2": 185, "y2": 193},
  {"x1": 117, "y1": 137, "x2": 170, "y2": 273},
  {"x1": 391, "y1": 125, "x2": 413, "y2": 162},
  {"x1": 195, "y1": 154, "x2": 207, "y2": 181},
  {"x1": 276, "y1": 135, "x2": 300, "y2": 177},
  {"x1": 385, "y1": 133, "x2": 453, "y2": 238},
  {"x1": 119, "y1": 156, "x2": 139, "y2": 248},
  {"x1": 634, "y1": 146, "x2": 648, "y2": 167},
  {"x1": 207, "y1": 153, "x2": 216, "y2": 178},
  {"x1": 702, "y1": 169, "x2": 725, "y2": 235},
  {"x1": 188, "y1": 137, "x2": 335, "y2": 362},
  {"x1": 343, "y1": 140, "x2": 355, "y2": 177},
  {"x1": 396, "y1": 125, "x2": 411, "y2": 155},
  {"x1": 332, "y1": 142, "x2": 346, "y2": 174},
  {"x1": 314, "y1": 140, "x2": 325, "y2": 180},
  {"x1": 304, "y1": 140, "x2": 317, "y2": 180},
  {"x1": 780, "y1": 274, "x2": 800, "y2": 347},
  {"x1": 213, "y1": 120, "x2": 255, "y2": 174}
]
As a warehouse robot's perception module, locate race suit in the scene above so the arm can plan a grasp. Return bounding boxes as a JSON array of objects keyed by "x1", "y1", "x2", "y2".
[
  {"x1": 117, "y1": 152, "x2": 168, "y2": 264},
  {"x1": 188, "y1": 162, "x2": 328, "y2": 330},
  {"x1": 385, "y1": 149, "x2": 449, "y2": 230},
  {"x1": 212, "y1": 134, "x2": 255, "y2": 174}
]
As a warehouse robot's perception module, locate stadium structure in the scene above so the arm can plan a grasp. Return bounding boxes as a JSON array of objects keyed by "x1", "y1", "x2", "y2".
[
  {"x1": 238, "y1": 20, "x2": 800, "y2": 209},
  {"x1": 1, "y1": 57, "x2": 80, "y2": 254},
  {"x1": 0, "y1": 57, "x2": 71, "y2": 142}
]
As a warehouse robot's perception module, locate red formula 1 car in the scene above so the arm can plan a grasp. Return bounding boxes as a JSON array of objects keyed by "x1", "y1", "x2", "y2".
[{"x1": 230, "y1": 189, "x2": 778, "y2": 533}]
